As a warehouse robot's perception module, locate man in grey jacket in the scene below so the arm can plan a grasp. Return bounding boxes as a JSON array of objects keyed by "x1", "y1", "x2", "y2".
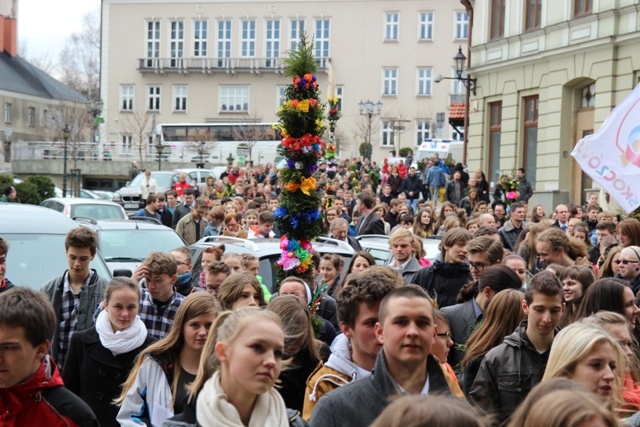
[
  {"x1": 310, "y1": 286, "x2": 453, "y2": 427},
  {"x1": 41, "y1": 227, "x2": 109, "y2": 369}
]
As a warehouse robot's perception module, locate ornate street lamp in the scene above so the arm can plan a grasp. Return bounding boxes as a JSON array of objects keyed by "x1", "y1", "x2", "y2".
[
  {"x1": 227, "y1": 153, "x2": 235, "y2": 166},
  {"x1": 358, "y1": 100, "x2": 383, "y2": 153},
  {"x1": 62, "y1": 124, "x2": 70, "y2": 198},
  {"x1": 155, "y1": 140, "x2": 164, "y2": 170}
]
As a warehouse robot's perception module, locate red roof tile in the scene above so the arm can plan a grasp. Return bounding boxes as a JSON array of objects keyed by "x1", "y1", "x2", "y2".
[{"x1": 449, "y1": 103, "x2": 466, "y2": 120}]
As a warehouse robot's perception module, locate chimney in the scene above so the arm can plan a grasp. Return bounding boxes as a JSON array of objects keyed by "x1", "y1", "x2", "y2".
[{"x1": 3, "y1": 16, "x2": 16, "y2": 57}]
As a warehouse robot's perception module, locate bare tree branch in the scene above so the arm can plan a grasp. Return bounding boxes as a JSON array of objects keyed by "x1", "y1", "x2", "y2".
[
  {"x1": 119, "y1": 110, "x2": 152, "y2": 165},
  {"x1": 231, "y1": 113, "x2": 271, "y2": 162}
]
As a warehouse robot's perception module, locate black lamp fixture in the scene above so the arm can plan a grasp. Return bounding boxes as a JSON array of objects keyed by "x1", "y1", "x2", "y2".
[
  {"x1": 434, "y1": 46, "x2": 477, "y2": 96},
  {"x1": 227, "y1": 153, "x2": 235, "y2": 166},
  {"x1": 155, "y1": 140, "x2": 164, "y2": 170}
]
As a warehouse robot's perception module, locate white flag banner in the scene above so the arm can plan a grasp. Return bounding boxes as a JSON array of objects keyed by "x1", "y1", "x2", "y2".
[{"x1": 572, "y1": 83, "x2": 640, "y2": 214}]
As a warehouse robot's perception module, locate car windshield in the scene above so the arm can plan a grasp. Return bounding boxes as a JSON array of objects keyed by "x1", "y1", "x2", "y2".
[
  {"x1": 3, "y1": 233, "x2": 111, "y2": 290},
  {"x1": 72, "y1": 204, "x2": 126, "y2": 220},
  {"x1": 99, "y1": 229, "x2": 185, "y2": 260}
]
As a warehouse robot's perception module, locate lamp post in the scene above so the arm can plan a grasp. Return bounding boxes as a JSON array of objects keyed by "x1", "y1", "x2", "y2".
[
  {"x1": 62, "y1": 124, "x2": 70, "y2": 198},
  {"x1": 434, "y1": 46, "x2": 477, "y2": 164},
  {"x1": 227, "y1": 153, "x2": 235, "y2": 166},
  {"x1": 358, "y1": 100, "x2": 383, "y2": 156},
  {"x1": 155, "y1": 140, "x2": 164, "y2": 170}
]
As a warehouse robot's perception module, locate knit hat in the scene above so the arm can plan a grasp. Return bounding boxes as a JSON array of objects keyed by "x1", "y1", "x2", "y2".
[{"x1": 3, "y1": 186, "x2": 14, "y2": 196}]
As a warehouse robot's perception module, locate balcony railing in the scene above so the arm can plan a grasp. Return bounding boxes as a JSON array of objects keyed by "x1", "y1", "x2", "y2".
[{"x1": 138, "y1": 57, "x2": 330, "y2": 74}]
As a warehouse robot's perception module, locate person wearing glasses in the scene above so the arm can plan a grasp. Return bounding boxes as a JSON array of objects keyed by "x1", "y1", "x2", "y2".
[
  {"x1": 432, "y1": 310, "x2": 464, "y2": 397},
  {"x1": 467, "y1": 236, "x2": 504, "y2": 282},
  {"x1": 616, "y1": 246, "x2": 640, "y2": 294}
]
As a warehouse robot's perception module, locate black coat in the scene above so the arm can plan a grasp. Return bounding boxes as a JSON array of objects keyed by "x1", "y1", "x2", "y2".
[
  {"x1": 62, "y1": 327, "x2": 156, "y2": 427},
  {"x1": 387, "y1": 175, "x2": 403, "y2": 197},
  {"x1": 410, "y1": 259, "x2": 472, "y2": 308}
]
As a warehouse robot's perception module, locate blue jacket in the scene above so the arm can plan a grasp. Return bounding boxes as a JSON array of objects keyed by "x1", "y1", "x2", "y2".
[{"x1": 425, "y1": 166, "x2": 446, "y2": 188}]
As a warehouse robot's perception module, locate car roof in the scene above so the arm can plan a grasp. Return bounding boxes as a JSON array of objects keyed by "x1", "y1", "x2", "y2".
[
  {"x1": 76, "y1": 218, "x2": 171, "y2": 231},
  {"x1": 174, "y1": 168, "x2": 216, "y2": 174},
  {"x1": 191, "y1": 236, "x2": 354, "y2": 256},
  {"x1": 0, "y1": 203, "x2": 78, "y2": 234},
  {"x1": 42, "y1": 198, "x2": 123, "y2": 206}
]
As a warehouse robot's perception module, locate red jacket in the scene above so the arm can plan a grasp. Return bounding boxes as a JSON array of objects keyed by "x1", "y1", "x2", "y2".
[
  {"x1": 0, "y1": 356, "x2": 99, "y2": 427},
  {"x1": 173, "y1": 181, "x2": 192, "y2": 197}
]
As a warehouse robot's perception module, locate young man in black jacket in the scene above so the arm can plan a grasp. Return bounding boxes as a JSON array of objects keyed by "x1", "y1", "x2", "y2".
[{"x1": 469, "y1": 271, "x2": 565, "y2": 424}]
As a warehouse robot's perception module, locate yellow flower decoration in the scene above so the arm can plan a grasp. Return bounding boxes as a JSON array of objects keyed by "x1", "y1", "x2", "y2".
[
  {"x1": 300, "y1": 176, "x2": 317, "y2": 195},
  {"x1": 286, "y1": 182, "x2": 299, "y2": 192},
  {"x1": 297, "y1": 99, "x2": 310, "y2": 113}
]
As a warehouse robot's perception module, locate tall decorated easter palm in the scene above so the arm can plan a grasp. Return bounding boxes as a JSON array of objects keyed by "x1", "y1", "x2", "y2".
[{"x1": 273, "y1": 33, "x2": 326, "y2": 286}]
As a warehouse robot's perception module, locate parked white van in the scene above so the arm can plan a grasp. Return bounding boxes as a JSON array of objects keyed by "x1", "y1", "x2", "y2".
[{"x1": 416, "y1": 139, "x2": 464, "y2": 164}]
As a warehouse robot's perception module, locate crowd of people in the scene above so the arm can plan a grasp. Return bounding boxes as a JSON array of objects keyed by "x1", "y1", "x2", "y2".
[{"x1": 3, "y1": 154, "x2": 640, "y2": 426}]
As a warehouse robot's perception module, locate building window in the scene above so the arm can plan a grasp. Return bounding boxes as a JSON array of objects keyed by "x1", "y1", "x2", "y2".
[
  {"x1": 3, "y1": 103, "x2": 11, "y2": 123},
  {"x1": 241, "y1": 19, "x2": 256, "y2": 57},
  {"x1": 525, "y1": 0, "x2": 541, "y2": 31},
  {"x1": 455, "y1": 12, "x2": 469, "y2": 40},
  {"x1": 220, "y1": 86, "x2": 249, "y2": 113},
  {"x1": 381, "y1": 121, "x2": 395, "y2": 147},
  {"x1": 451, "y1": 69, "x2": 466, "y2": 103},
  {"x1": 417, "y1": 67, "x2": 433, "y2": 96},
  {"x1": 193, "y1": 20, "x2": 208, "y2": 57},
  {"x1": 146, "y1": 21, "x2": 160, "y2": 68},
  {"x1": 28, "y1": 107, "x2": 35, "y2": 127},
  {"x1": 335, "y1": 86, "x2": 344, "y2": 111},
  {"x1": 314, "y1": 19, "x2": 330, "y2": 67},
  {"x1": 121, "y1": 85, "x2": 135, "y2": 111},
  {"x1": 383, "y1": 68, "x2": 398, "y2": 96},
  {"x1": 415, "y1": 120, "x2": 431, "y2": 146},
  {"x1": 290, "y1": 19, "x2": 305, "y2": 51},
  {"x1": 490, "y1": 0, "x2": 505, "y2": 40},
  {"x1": 170, "y1": 20, "x2": 184, "y2": 68},
  {"x1": 489, "y1": 101, "x2": 502, "y2": 183},
  {"x1": 384, "y1": 12, "x2": 399, "y2": 41},
  {"x1": 122, "y1": 134, "x2": 133, "y2": 155},
  {"x1": 174, "y1": 86, "x2": 187, "y2": 112},
  {"x1": 523, "y1": 96, "x2": 538, "y2": 187},
  {"x1": 147, "y1": 86, "x2": 161, "y2": 111},
  {"x1": 582, "y1": 83, "x2": 596, "y2": 108},
  {"x1": 575, "y1": 0, "x2": 593, "y2": 16},
  {"x1": 265, "y1": 20, "x2": 281, "y2": 68},
  {"x1": 419, "y1": 12, "x2": 434, "y2": 41},
  {"x1": 217, "y1": 20, "x2": 232, "y2": 67},
  {"x1": 277, "y1": 85, "x2": 287, "y2": 107}
]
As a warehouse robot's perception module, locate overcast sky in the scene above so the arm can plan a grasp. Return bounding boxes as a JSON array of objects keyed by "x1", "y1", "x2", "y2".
[{"x1": 18, "y1": 0, "x2": 100, "y2": 61}]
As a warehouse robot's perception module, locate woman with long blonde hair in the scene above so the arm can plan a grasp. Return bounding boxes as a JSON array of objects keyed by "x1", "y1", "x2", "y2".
[{"x1": 116, "y1": 292, "x2": 220, "y2": 426}]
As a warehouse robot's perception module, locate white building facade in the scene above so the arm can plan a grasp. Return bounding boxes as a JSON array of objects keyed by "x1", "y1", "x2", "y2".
[
  {"x1": 467, "y1": 0, "x2": 640, "y2": 207},
  {"x1": 100, "y1": 0, "x2": 469, "y2": 164}
]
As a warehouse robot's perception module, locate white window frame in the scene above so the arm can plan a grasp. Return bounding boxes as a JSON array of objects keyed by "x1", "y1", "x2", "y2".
[
  {"x1": 147, "y1": 85, "x2": 161, "y2": 112},
  {"x1": 193, "y1": 19, "x2": 208, "y2": 57},
  {"x1": 217, "y1": 19, "x2": 232, "y2": 67},
  {"x1": 384, "y1": 12, "x2": 399, "y2": 41},
  {"x1": 290, "y1": 19, "x2": 306, "y2": 51},
  {"x1": 265, "y1": 19, "x2": 281, "y2": 68},
  {"x1": 418, "y1": 12, "x2": 434, "y2": 41},
  {"x1": 3, "y1": 103, "x2": 11, "y2": 123},
  {"x1": 277, "y1": 85, "x2": 287, "y2": 108},
  {"x1": 314, "y1": 19, "x2": 330, "y2": 67},
  {"x1": 335, "y1": 85, "x2": 344, "y2": 111},
  {"x1": 146, "y1": 20, "x2": 161, "y2": 68},
  {"x1": 121, "y1": 134, "x2": 133, "y2": 155},
  {"x1": 173, "y1": 85, "x2": 188, "y2": 112},
  {"x1": 220, "y1": 86, "x2": 250, "y2": 113},
  {"x1": 455, "y1": 11, "x2": 469, "y2": 40},
  {"x1": 121, "y1": 85, "x2": 135, "y2": 111},
  {"x1": 241, "y1": 19, "x2": 256, "y2": 58},
  {"x1": 383, "y1": 68, "x2": 398, "y2": 96},
  {"x1": 417, "y1": 67, "x2": 433, "y2": 96},
  {"x1": 415, "y1": 120, "x2": 431, "y2": 146},
  {"x1": 381, "y1": 120, "x2": 395, "y2": 147},
  {"x1": 170, "y1": 20, "x2": 184, "y2": 68}
]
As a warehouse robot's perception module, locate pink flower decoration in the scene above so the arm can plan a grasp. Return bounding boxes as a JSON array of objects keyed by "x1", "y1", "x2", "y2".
[
  {"x1": 280, "y1": 236, "x2": 290, "y2": 250},
  {"x1": 506, "y1": 191, "x2": 517, "y2": 200}
]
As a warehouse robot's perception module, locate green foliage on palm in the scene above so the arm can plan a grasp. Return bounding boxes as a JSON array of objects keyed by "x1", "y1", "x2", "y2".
[{"x1": 284, "y1": 32, "x2": 317, "y2": 78}]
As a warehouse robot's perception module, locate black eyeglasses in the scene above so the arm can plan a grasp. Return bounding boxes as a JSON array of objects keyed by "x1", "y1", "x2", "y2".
[
  {"x1": 437, "y1": 330, "x2": 451, "y2": 339},
  {"x1": 469, "y1": 262, "x2": 488, "y2": 271},
  {"x1": 618, "y1": 259, "x2": 639, "y2": 265}
]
